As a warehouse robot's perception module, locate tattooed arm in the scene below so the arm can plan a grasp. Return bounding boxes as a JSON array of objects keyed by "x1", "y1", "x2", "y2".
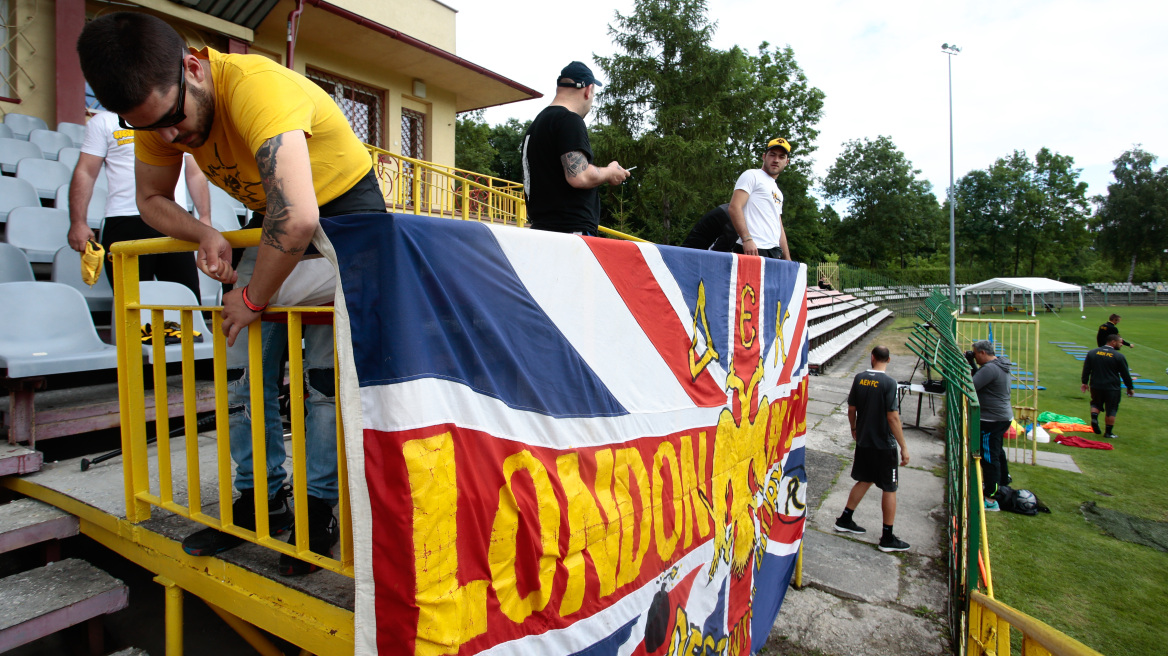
[
  {"x1": 137, "y1": 158, "x2": 236, "y2": 282},
  {"x1": 220, "y1": 130, "x2": 319, "y2": 346},
  {"x1": 560, "y1": 150, "x2": 630, "y2": 189}
]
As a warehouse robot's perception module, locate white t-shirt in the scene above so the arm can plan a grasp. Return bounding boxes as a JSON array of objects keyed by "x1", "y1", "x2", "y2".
[
  {"x1": 733, "y1": 168, "x2": 784, "y2": 250},
  {"x1": 80, "y1": 111, "x2": 190, "y2": 218}
]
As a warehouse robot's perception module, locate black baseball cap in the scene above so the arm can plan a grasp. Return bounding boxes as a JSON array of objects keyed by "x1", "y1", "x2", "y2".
[{"x1": 557, "y1": 61, "x2": 603, "y2": 88}]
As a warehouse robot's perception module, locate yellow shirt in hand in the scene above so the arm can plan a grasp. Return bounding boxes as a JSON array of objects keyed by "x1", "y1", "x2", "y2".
[{"x1": 136, "y1": 47, "x2": 373, "y2": 212}]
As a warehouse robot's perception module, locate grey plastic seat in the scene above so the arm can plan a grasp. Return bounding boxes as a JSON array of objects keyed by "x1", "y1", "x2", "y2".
[
  {"x1": 0, "y1": 137, "x2": 43, "y2": 174},
  {"x1": 28, "y1": 129, "x2": 73, "y2": 161},
  {"x1": 211, "y1": 186, "x2": 249, "y2": 221},
  {"x1": 51, "y1": 246, "x2": 113, "y2": 312},
  {"x1": 0, "y1": 242, "x2": 35, "y2": 282},
  {"x1": 138, "y1": 280, "x2": 214, "y2": 363},
  {"x1": 0, "y1": 177, "x2": 40, "y2": 223},
  {"x1": 54, "y1": 182, "x2": 106, "y2": 229},
  {"x1": 0, "y1": 124, "x2": 12, "y2": 139},
  {"x1": 197, "y1": 270, "x2": 221, "y2": 307},
  {"x1": 16, "y1": 158, "x2": 72, "y2": 199},
  {"x1": 5, "y1": 207, "x2": 70, "y2": 262},
  {"x1": 57, "y1": 147, "x2": 81, "y2": 172},
  {"x1": 209, "y1": 187, "x2": 244, "y2": 231},
  {"x1": 0, "y1": 281, "x2": 118, "y2": 377},
  {"x1": 2, "y1": 113, "x2": 48, "y2": 140},
  {"x1": 56, "y1": 121, "x2": 87, "y2": 147}
]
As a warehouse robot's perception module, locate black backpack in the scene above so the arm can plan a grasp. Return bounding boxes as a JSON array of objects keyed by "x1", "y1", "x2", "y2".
[{"x1": 995, "y1": 485, "x2": 1051, "y2": 516}]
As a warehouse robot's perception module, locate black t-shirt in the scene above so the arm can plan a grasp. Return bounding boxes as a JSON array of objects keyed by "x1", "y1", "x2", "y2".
[
  {"x1": 1082, "y1": 346, "x2": 1134, "y2": 391},
  {"x1": 521, "y1": 106, "x2": 599, "y2": 234},
  {"x1": 681, "y1": 204, "x2": 736, "y2": 252},
  {"x1": 847, "y1": 369, "x2": 899, "y2": 449},
  {"x1": 1095, "y1": 321, "x2": 1131, "y2": 347}
]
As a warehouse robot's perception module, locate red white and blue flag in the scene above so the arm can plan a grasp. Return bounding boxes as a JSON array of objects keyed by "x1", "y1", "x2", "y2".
[{"x1": 320, "y1": 214, "x2": 809, "y2": 656}]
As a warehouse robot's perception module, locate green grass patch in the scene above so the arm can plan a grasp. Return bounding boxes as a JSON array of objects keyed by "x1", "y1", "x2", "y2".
[{"x1": 966, "y1": 306, "x2": 1168, "y2": 654}]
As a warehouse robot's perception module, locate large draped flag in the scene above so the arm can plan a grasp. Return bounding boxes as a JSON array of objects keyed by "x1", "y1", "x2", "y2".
[{"x1": 319, "y1": 214, "x2": 809, "y2": 656}]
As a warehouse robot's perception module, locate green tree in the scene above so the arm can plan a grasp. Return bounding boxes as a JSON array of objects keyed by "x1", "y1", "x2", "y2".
[
  {"x1": 1093, "y1": 148, "x2": 1168, "y2": 281},
  {"x1": 953, "y1": 148, "x2": 1091, "y2": 278},
  {"x1": 591, "y1": 0, "x2": 824, "y2": 245},
  {"x1": 454, "y1": 109, "x2": 497, "y2": 176},
  {"x1": 488, "y1": 118, "x2": 529, "y2": 183},
  {"x1": 822, "y1": 136, "x2": 942, "y2": 267}
]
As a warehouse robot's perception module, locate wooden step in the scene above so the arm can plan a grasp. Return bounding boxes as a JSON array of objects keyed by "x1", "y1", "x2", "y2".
[
  {"x1": 0, "y1": 558, "x2": 129, "y2": 651},
  {"x1": 0, "y1": 498, "x2": 79, "y2": 555},
  {"x1": 0, "y1": 443, "x2": 42, "y2": 476}
]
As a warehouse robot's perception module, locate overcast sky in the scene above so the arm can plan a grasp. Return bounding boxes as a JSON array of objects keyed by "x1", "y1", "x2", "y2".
[{"x1": 450, "y1": 0, "x2": 1167, "y2": 208}]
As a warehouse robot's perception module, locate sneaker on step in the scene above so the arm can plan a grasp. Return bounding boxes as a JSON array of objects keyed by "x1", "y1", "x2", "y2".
[
  {"x1": 878, "y1": 534, "x2": 910, "y2": 552},
  {"x1": 834, "y1": 517, "x2": 867, "y2": 534},
  {"x1": 278, "y1": 496, "x2": 340, "y2": 576},
  {"x1": 984, "y1": 499, "x2": 1000, "y2": 512},
  {"x1": 182, "y1": 484, "x2": 294, "y2": 557}
]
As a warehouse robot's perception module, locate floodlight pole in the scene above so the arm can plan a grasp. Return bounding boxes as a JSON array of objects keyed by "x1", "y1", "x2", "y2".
[{"x1": 942, "y1": 43, "x2": 960, "y2": 303}]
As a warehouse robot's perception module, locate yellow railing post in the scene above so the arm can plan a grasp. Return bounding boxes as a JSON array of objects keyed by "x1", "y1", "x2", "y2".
[{"x1": 154, "y1": 575, "x2": 183, "y2": 656}]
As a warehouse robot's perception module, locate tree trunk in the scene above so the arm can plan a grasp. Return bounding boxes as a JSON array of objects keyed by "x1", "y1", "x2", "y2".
[{"x1": 1127, "y1": 253, "x2": 1137, "y2": 283}]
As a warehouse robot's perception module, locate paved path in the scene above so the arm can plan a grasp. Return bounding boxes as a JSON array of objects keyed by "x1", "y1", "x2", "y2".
[{"x1": 763, "y1": 329, "x2": 951, "y2": 656}]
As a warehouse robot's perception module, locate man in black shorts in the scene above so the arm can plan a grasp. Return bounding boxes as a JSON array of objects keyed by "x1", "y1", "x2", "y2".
[
  {"x1": 835, "y1": 346, "x2": 912, "y2": 552},
  {"x1": 1081, "y1": 333, "x2": 1134, "y2": 438}
]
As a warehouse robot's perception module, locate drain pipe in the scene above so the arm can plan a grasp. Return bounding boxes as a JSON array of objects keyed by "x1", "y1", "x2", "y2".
[{"x1": 286, "y1": 0, "x2": 305, "y2": 70}]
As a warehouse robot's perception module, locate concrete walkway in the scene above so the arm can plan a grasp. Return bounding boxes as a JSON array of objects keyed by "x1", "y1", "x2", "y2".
[{"x1": 764, "y1": 329, "x2": 952, "y2": 656}]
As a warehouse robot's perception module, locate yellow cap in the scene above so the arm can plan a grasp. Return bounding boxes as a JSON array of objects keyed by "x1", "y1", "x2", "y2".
[{"x1": 766, "y1": 137, "x2": 791, "y2": 153}]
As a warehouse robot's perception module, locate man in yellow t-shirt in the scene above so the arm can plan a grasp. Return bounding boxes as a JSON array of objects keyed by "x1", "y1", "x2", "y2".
[{"x1": 77, "y1": 11, "x2": 386, "y2": 576}]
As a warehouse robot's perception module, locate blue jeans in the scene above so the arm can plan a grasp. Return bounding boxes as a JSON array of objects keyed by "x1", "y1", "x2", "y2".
[{"x1": 226, "y1": 249, "x2": 338, "y2": 503}]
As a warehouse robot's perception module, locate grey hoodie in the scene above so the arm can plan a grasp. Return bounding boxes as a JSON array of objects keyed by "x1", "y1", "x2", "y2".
[{"x1": 973, "y1": 357, "x2": 1014, "y2": 422}]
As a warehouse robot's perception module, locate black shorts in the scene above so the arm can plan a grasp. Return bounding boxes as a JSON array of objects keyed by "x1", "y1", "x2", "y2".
[
  {"x1": 1089, "y1": 388, "x2": 1123, "y2": 417},
  {"x1": 851, "y1": 446, "x2": 899, "y2": 492}
]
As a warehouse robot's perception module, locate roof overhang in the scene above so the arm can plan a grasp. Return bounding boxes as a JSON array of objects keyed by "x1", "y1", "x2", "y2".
[
  {"x1": 296, "y1": 0, "x2": 541, "y2": 112},
  {"x1": 169, "y1": 0, "x2": 281, "y2": 31}
]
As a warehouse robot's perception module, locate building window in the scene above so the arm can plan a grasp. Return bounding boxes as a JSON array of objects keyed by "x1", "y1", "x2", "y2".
[
  {"x1": 306, "y1": 68, "x2": 384, "y2": 148},
  {"x1": 401, "y1": 108, "x2": 425, "y2": 160}
]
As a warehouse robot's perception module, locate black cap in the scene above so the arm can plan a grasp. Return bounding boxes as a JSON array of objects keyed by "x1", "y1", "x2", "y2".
[{"x1": 557, "y1": 61, "x2": 603, "y2": 88}]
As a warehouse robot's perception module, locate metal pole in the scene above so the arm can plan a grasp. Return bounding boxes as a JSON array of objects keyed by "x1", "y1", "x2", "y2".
[{"x1": 948, "y1": 51, "x2": 956, "y2": 303}]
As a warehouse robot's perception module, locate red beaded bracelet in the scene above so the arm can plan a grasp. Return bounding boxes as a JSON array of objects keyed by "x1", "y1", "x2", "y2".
[{"x1": 240, "y1": 285, "x2": 268, "y2": 313}]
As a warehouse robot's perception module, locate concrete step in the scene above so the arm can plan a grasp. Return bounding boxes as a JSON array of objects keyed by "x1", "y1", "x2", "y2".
[
  {"x1": 0, "y1": 442, "x2": 42, "y2": 476},
  {"x1": 0, "y1": 558, "x2": 129, "y2": 651},
  {"x1": 0, "y1": 498, "x2": 79, "y2": 555},
  {"x1": 109, "y1": 649, "x2": 150, "y2": 656}
]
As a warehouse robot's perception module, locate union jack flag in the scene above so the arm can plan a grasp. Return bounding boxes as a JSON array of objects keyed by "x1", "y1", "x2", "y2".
[{"x1": 320, "y1": 214, "x2": 810, "y2": 656}]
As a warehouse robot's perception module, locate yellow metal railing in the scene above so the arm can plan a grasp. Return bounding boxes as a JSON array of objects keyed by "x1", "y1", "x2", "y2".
[
  {"x1": 112, "y1": 229, "x2": 353, "y2": 578},
  {"x1": 968, "y1": 592, "x2": 1105, "y2": 656},
  {"x1": 367, "y1": 145, "x2": 527, "y2": 226}
]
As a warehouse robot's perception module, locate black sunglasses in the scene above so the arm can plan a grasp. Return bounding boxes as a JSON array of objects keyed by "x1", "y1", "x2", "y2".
[{"x1": 119, "y1": 58, "x2": 187, "y2": 131}]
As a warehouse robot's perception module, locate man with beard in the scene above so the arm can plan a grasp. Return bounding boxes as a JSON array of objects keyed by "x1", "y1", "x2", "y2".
[
  {"x1": 77, "y1": 12, "x2": 386, "y2": 575},
  {"x1": 728, "y1": 138, "x2": 792, "y2": 260}
]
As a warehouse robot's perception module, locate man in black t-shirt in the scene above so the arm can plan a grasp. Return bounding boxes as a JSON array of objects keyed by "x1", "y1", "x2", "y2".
[
  {"x1": 521, "y1": 61, "x2": 629, "y2": 235},
  {"x1": 681, "y1": 204, "x2": 737, "y2": 252},
  {"x1": 835, "y1": 346, "x2": 912, "y2": 552},
  {"x1": 1096, "y1": 314, "x2": 1133, "y2": 348},
  {"x1": 1081, "y1": 333, "x2": 1134, "y2": 438}
]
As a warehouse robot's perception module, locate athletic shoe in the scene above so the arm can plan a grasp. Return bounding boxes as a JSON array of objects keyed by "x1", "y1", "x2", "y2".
[
  {"x1": 182, "y1": 485, "x2": 294, "y2": 557},
  {"x1": 278, "y1": 496, "x2": 340, "y2": 576},
  {"x1": 878, "y1": 535, "x2": 910, "y2": 552},
  {"x1": 1103, "y1": 433, "x2": 1117, "y2": 439},
  {"x1": 1091, "y1": 420, "x2": 1101, "y2": 434},
  {"x1": 834, "y1": 517, "x2": 867, "y2": 534},
  {"x1": 984, "y1": 499, "x2": 1000, "y2": 512}
]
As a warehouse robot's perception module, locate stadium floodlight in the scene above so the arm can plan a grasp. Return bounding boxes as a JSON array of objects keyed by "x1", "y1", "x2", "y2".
[{"x1": 942, "y1": 43, "x2": 960, "y2": 302}]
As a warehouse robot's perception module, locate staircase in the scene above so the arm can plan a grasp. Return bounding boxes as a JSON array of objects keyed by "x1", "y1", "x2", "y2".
[{"x1": 0, "y1": 452, "x2": 135, "y2": 653}]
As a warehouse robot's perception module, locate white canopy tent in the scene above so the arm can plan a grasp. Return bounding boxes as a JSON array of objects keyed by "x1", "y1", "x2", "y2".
[{"x1": 959, "y1": 277, "x2": 1083, "y2": 314}]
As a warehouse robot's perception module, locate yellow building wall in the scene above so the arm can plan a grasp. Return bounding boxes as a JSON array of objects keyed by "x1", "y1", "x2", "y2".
[
  {"x1": 330, "y1": 0, "x2": 455, "y2": 52},
  {"x1": 0, "y1": 0, "x2": 58, "y2": 123}
]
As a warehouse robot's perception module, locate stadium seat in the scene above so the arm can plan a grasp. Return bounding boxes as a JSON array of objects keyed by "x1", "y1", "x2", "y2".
[
  {"x1": 51, "y1": 246, "x2": 112, "y2": 312},
  {"x1": 16, "y1": 158, "x2": 71, "y2": 199},
  {"x1": 0, "y1": 136, "x2": 43, "y2": 174},
  {"x1": 0, "y1": 281, "x2": 118, "y2": 377},
  {"x1": 211, "y1": 185, "x2": 248, "y2": 220},
  {"x1": 0, "y1": 242, "x2": 35, "y2": 282},
  {"x1": 2, "y1": 112, "x2": 48, "y2": 140},
  {"x1": 54, "y1": 182, "x2": 106, "y2": 229},
  {"x1": 56, "y1": 121, "x2": 87, "y2": 147},
  {"x1": 5, "y1": 206, "x2": 70, "y2": 262},
  {"x1": 197, "y1": 270, "x2": 221, "y2": 307},
  {"x1": 57, "y1": 146, "x2": 81, "y2": 172},
  {"x1": 28, "y1": 129, "x2": 73, "y2": 161},
  {"x1": 138, "y1": 280, "x2": 214, "y2": 363},
  {"x1": 0, "y1": 176, "x2": 40, "y2": 222},
  {"x1": 209, "y1": 187, "x2": 244, "y2": 231},
  {"x1": 0, "y1": 124, "x2": 12, "y2": 139}
]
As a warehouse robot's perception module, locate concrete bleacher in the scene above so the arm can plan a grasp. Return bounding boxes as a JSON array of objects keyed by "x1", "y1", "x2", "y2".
[{"x1": 806, "y1": 289, "x2": 893, "y2": 374}]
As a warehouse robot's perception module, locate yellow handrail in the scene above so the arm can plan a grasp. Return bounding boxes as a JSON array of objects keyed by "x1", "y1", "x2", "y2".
[{"x1": 969, "y1": 591, "x2": 1105, "y2": 656}]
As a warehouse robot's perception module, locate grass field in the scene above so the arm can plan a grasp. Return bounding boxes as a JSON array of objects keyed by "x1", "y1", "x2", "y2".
[{"x1": 894, "y1": 306, "x2": 1168, "y2": 655}]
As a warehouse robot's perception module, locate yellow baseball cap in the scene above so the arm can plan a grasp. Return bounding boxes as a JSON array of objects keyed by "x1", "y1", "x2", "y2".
[{"x1": 766, "y1": 137, "x2": 792, "y2": 153}]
